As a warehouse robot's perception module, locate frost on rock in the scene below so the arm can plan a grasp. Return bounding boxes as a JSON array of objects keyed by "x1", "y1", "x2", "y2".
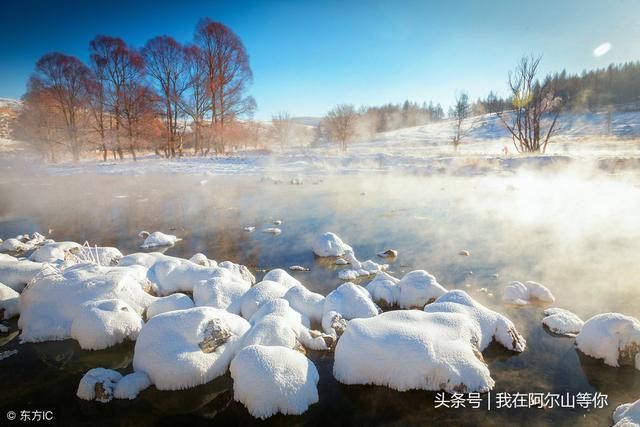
[
  {"x1": 541, "y1": 308, "x2": 584, "y2": 336},
  {"x1": 230, "y1": 345, "x2": 320, "y2": 419},
  {"x1": 0, "y1": 255, "x2": 44, "y2": 292},
  {"x1": 140, "y1": 231, "x2": 180, "y2": 248},
  {"x1": 146, "y1": 293, "x2": 194, "y2": 319},
  {"x1": 324, "y1": 283, "x2": 380, "y2": 322},
  {"x1": 397, "y1": 270, "x2": 447, "y2": 309},
  {"x1": 365, "y1": 271, "x2": 400, "y2": 307},
  {"x1": 575, "y1": 313, "x2": 640, "y2": 370},
  {"x1": 71, "y1": 299, "x2": 144, "y2": 350},
  {"x1": 239, "y1": 280, "x2": 287, "y2": 320},
  {"x1": 502, "y1": 281, "x2": 555, "y2": 305},
  {"x1": 114, "y1": 372, "x2": 151, "y2": 400},
  {"x1": 74, "y1": 246, "x2": 124, "y2": 266},
  {"x1": 312, "y1": 232, "x2": 352, "y2": 257},
  {"x1": 263, "y1": 268, "x2": 301, "y2": 290},
  {"x1": 338, "y1": 251, "x2": 388, "y2": 280},
  {"x1": 333, "y1": 310, "x2": 495, "y2": 393},
  {"x1": 0, "y1": 282, "x2": 20, "y2": 320},
  {"x1": 19, "y1": 264, "x2": 155, "y2": 344},
  {"x1": 613, "y1": 399, "x2": 640, "y2": 427},
  {"x1": 132, "y1": 307, "x2": 250, "y2": 390},
  {"x1": 29, "y1": 241, "x2": 82, "y2": 263},
  {"x1": 284, "y1": 285, "x2": 325, "y2": 324},
  {"x1": 424, "y1": 290, "x2": 527, "y2": 352},
  {"x1": 243, "y1": 299, "x2": 330, "y2": 352},
  {"x1": 77, "y1": 368, "x2": 123, "y2": 403},
  {"x1": 193, "y1": 268, "x2": 251, "y2": 315}
]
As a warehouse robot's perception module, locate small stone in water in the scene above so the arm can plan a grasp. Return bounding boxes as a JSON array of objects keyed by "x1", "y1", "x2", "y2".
[
  {"x1": 289, "y1": 265, "x2": 310, "y2": 272},
  {"x1": 243, "y1": 226, "x2": 255, "y2": 232},
  {"x1": 262, "y1": 228, "x2": 282, "y2": 235},
  {"x1": 459, "y1": 250, "x2": 470, "y2": 256},
  {"x1": 273, "y1": 220, "x2": 282, "y2": 225},
  {"x1": 377, "y1": 249, "x2": 398, "y2": 258}
]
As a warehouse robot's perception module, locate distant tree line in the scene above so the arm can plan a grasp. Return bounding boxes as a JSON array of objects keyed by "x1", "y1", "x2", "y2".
[{"x1": 15, "y1": 18, "x2": 257, "y2": 162}]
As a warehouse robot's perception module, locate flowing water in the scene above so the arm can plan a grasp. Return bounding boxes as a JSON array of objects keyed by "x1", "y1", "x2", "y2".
[{"x1": 0, "y1": 166, "x2": 639, "y2": 426}]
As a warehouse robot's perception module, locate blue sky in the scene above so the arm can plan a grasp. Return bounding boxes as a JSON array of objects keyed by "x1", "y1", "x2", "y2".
[{"x1": 1, "y1": 0, "x2": 639, "y2": 119}]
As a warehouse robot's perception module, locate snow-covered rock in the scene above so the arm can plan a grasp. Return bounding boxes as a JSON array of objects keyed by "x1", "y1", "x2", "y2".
[
  {"x1": 140, "y1": 231, "x2": 180, "y2": 248},
  {"x1": 397, "y1": 270, "x2": 447, "y2": 309},
  {"x1": 324, "y1": 283, "x2": 380, "y2": 321},
  {"x1": 541, "y1": 308, "x2": 584, "y2": 336},
  {"x1": 71, "y1": 299, "x2": 144, "y2": 350},
  {"x1": 218, "y1": 261, "x2": 255, "y2": 285},
  {"x1": 19, "y1": 264, "x2": 155, "y2": 343},
  {"x1": 189, "y1": 253, "x2": 217, "y2": 267},
  {"x1": 239, "y1": 280, "x2": 287, "y2": 319},
  {"x1": 242, "y1": 299, "x2": 328, "y2": 351},
  {"x1": 230, "y1": 345, "x2": 320, "y2": 419},
  {"x1": 502, "y1": 281, "x2": 555, "y2": 305},
  {"x1": 29, "y1": 241, "x2": 82, "y2": 263},
  {"x1": 146, "y1": 293, "x2": 194, "y2": 319},
  {"x1": 312, "y1": 232, "x2": 352, "y2": 257},
  {"x1": 118, "y1": 252, "x2": 170, "y2": 268},
  {"x1": 0, "y1": 282, "x2": 19, "y2": 320},
  {"x1": 113, "y1": 372, "x2": 151, "y2": 400},
  {"x1": 147, "y1": 257, "x2": 221, "y2": 295},
  {"x1": 193, "y1": 270, "x2": 251, "y2": 315},
  {"x1": 262, "y1": 228, "x2": 281, "y2": 235},
  {"x1": 334, "y1": 310, "x2": 495, "y2": 393},
  {"x1": 284, "y1": 285, "x2": 325, "y2": 324},
  {"x1": 0, "y1": 233, "x2": 46, "y2": 253},
  {"x1": 365, "y1": 271, "x2": 400, "y2": 307},
  {"x1": 0, "y1": 256, "x2": 44, "y2": 292},
  {"x1": 77, "y1": 368, "x2": 123, "y2": 403},
  {"x1": 74, "y1": 246, "x2": 123, "y2": 266},
  {"x1": 613, "y1": 399, "x2": 640, "y2": 427},
  {"x1": 262, "y1": 268, "x2": 301, "y2": 290},
  {"x1": 424, "y1": 290, "x2": 526, "y2": 352},
  {"x1": 575, "y1": 313, "x2": 640, "y2": 369},
  {"x1": 133, "y1": 307, "x2": 250, "y2": 390}
]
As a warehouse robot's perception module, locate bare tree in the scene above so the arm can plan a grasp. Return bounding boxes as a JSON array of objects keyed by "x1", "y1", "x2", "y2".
[
  {"x1": 181, "y1": 45, "x2": 211, "y2": 155},
  {"x1": 142, "y1": 36, "x2": 190, "y2": 158},
  {"x1": 449, "y1": 92, "x2": 471, "y2": 151},
  {"x1": 271, "y1": 112, "x2": 292, "y2": 149},
  {"x1": 195, "y1": 18, "x2": 253, "y2": 154},
  {"x1": 498, "y1": 55, "x2": 562, "y2": 153},
  {"x1": 90, "y1": 36, "x2": 147, "y2": 160},
  {"x1": 326, "y1": 104, "x2": 357, "y2": 151},
  {"x1": 29, "y1": 52, "x2": 91, "y2": 160},
  {"x1": 16, "y1": 87, "x2": 64, "y2": 162}
]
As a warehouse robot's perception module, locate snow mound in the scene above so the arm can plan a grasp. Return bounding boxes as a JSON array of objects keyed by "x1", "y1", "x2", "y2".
[
  {"x1": 398, "y1": 270, "x2": 447, "y2": 309},
  {"x1": 542, "y1": 308, "x2": 584, "y2": 336},
  {"x1": 284, "y1": 285, "x2": 325, "y2": 323},
  {"x1": 193, "y1": 270, "x2": 251, "y2": 315},
  {"x1": 114, "y1": 372, "x2": 151, "y2": 400},
  {"x1": 146, "y1": 293, "x2": 194, "y2": 319},
  {"x1": 0, "y1": 282, "x2": 20, "y2": 320},
  {"x1": 140, "y1": 231, "x2": 180, "y2": 248},
  {"x1": 333, "y1": 310, "x2": 494, "y2": 393},
  {"x1": 366, "y1": 271, "x2": 400, "y2": 307},
  {"x1": 613, "y1": 399, "x2": 640, "y2": 427},
  {"x1": 132, "y1": 307, "x2": 250, "y2": 390},
  {"x1": 217, "y1": 261, "x2": 256, "y2": 286},
  {"x1": 575, "y1": 313, "x2": 640, "y2": 369},
  {"x1": 0, "y1": 256, "x2": 44, "y2": 291},
  {"x1": 71, "y1": 299, "x2": 144, "y2": 350},
  {"x1": 324, "y1": 282, "x2": 380, "y2": 321},
  {"x1": 240, "y1": 280, "x2": 287, "y2": 319},
  {"x1": 19, "y1": 264, "x2": 155, "y2": 343},
  {"x1": 147, "y1": 257, "x2": 222, "y2": 295},
  {"x1": 312, "y1": 232, "x2": 352, "y2": 257},
  {"x1": 502, "y1": 281, "x2": 555, "y2": 305},
  {"x1": 424, "y1": 290, "x2": 526, "y2": 352},
  {"x1": 118, "y1": 252, "x2": 170, "y2": 268},
  {"x1": 230, "y1": 345, "x2": 319, "y2": 419},
  {"x1": 77, "y1": 368, "x2": 123, "y2": 403},
  {"x1": 29, "y1": 241, "x2": 82, "y2": 263},
  {"x1": 263, "y1": 268, "x2": 301, "y2": 289}
]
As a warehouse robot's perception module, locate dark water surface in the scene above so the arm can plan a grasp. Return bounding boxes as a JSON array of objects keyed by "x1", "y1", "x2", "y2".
[{"x1": 0, "y1": 170, "x2": 638, "y2": 426}]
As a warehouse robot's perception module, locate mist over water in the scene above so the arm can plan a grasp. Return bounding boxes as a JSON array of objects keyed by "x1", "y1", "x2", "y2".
[{"x1": 0, "y1": 163, "x2": 639, "y2": 426}]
